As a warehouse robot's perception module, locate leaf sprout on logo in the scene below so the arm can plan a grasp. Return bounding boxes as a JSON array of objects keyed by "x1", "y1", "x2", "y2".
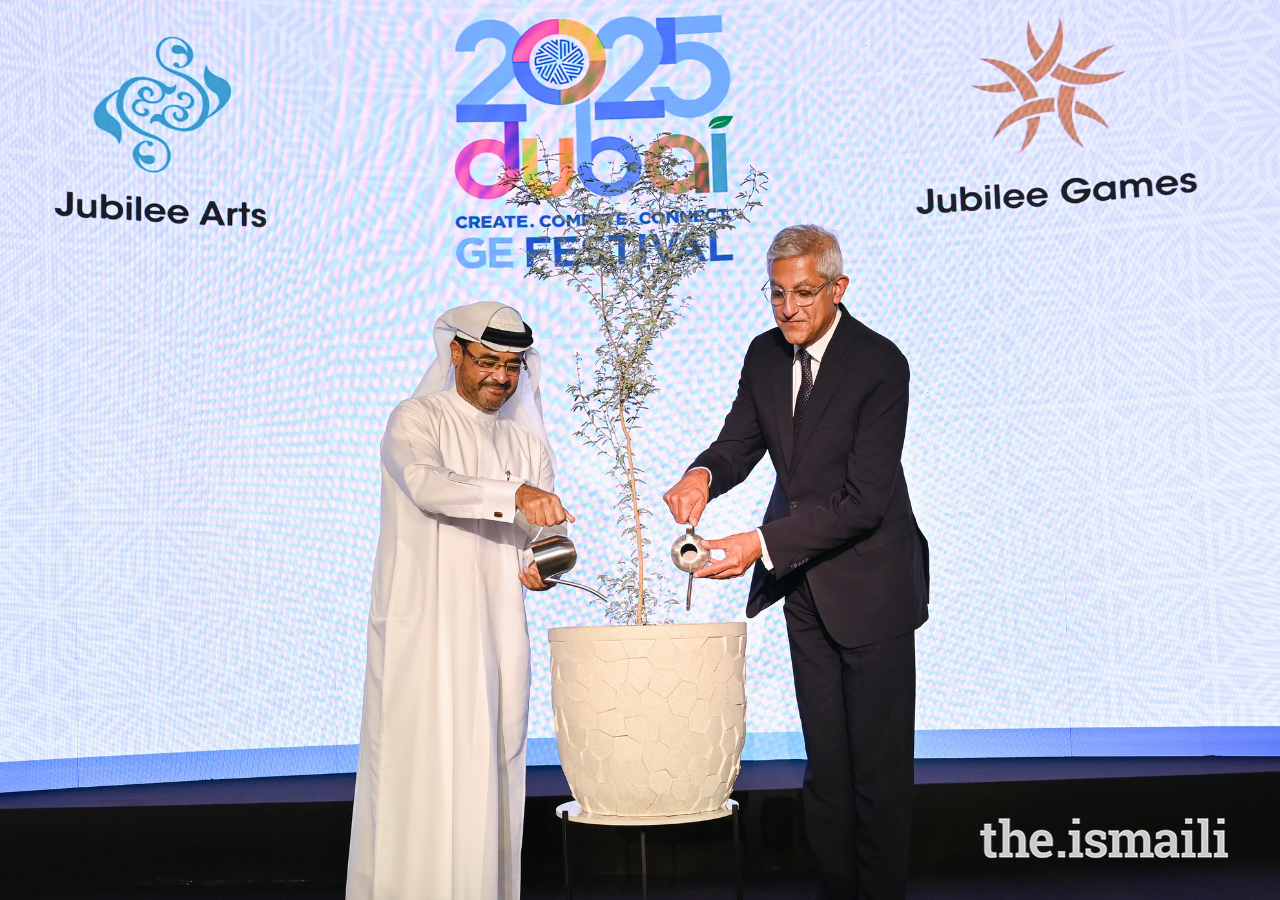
[{"x1": 93, "y1": 37, "x2": 231, "y2": 173}]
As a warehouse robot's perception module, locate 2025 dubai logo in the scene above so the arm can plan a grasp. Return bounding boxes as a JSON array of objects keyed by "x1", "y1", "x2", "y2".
[{"x1": 452, "y1": 15, "x2": 733, "y2": 202}]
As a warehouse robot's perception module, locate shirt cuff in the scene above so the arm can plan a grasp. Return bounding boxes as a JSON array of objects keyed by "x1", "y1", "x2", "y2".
[
  {"x1": 482, "y1": 478, "x2": 521, "y2": 522},
  {"x1": 756, "y1": 528, "x2": 773, "y2": 571}
]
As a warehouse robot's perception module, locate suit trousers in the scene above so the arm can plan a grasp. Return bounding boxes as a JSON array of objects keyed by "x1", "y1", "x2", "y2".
[{"x1": 785, "y1": 581, "x2": 916, "y2": 900}]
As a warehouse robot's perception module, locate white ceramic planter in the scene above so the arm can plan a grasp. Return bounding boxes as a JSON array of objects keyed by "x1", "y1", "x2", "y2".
[{"x1": 547, "y1": 622, "x2": 747, "y2": 820}]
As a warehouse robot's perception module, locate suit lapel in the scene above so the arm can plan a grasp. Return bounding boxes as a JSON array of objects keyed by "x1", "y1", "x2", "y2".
[
  {"x1": 788, "y1": 306, "x2": 856, "y2": 477},
  {"x1": 767, "y1": 332, "x2": 796, "y2": 473}
]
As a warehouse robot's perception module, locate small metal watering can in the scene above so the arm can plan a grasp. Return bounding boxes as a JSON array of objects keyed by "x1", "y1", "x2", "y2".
[
  {"x1": 671, "y1": 526, "x2": 710, "y2": 611},
  {"x1": 519, "y1": 513, "x2": 606, "y2": 601}
]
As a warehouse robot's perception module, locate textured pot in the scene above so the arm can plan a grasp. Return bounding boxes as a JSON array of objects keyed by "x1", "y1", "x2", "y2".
[{"x1": 547, "y1": 622, "x2": 747, "y2": 819}]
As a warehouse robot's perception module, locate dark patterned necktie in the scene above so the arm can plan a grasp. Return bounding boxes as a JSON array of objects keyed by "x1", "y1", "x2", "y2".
[{"x1": 793, "y1": 348, "x2": 813, "y2": 439}]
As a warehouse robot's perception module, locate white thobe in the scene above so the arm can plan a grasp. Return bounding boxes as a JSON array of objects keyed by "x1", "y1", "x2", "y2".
[{"x1": 347, "y1": 388, "x2": 553, "y2": 900}]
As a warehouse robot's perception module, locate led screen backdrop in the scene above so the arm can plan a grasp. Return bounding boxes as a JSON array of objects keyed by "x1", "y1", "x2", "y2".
[{"x1": 2, "y1": 0, "x2": 1279, "y2": 791}]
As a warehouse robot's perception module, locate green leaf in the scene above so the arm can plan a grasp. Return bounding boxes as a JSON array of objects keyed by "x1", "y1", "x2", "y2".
[{"x1": 709, "y1": 114, "x2": 733, "y2": 129}]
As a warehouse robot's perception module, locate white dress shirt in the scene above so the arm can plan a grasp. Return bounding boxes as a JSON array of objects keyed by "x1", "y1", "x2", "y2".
[{"x1": 694, "y1": 309, "x2": 842, "y2": 572}]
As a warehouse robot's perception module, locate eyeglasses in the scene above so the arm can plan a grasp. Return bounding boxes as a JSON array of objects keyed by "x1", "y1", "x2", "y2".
[
  {"x1": 760, "y1": 279, "x2": 835, "y2": 307},
  {"x1": 460, "y1": 342, "x2": 526, "y2": 376}
]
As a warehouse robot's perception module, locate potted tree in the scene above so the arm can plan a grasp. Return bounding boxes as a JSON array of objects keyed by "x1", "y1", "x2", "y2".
[{"x1": 503, "y1": 134, "x2": 767, "y2": 819}]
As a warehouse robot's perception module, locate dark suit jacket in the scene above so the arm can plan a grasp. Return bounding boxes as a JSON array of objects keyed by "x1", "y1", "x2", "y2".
[{"x1": 690, "y1": 305, "x2": 929, "y2": 648}]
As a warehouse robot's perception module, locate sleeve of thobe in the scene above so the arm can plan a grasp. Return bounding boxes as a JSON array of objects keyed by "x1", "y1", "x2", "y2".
[
  {"x1": 535, "y1": 439, "x2": 555, "y2": 493},
  {"x1": 380, "y1": 400, "x2": 520, "y2": 522}
]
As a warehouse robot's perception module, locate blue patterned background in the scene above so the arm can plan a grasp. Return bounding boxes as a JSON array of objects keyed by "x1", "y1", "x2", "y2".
[{"x1": 1, "y1": 0, "x2": 1278, "y2": 789}]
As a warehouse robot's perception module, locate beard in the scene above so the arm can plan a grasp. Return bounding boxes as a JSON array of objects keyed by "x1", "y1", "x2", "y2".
[{"x1": 461, "y1": 375, "x2": 515, "y2": 411}]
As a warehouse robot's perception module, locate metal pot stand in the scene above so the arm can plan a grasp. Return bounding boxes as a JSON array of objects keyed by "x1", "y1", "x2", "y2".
[{"x1": 556, "y1": 799, "x2": 743, "y2": 900}]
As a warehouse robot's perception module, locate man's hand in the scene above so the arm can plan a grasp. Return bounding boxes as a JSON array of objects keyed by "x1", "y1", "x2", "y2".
[
  {"x1": 518, "y1": 561, "x2": 552, "y2": 591},
  {"x1": 695, "y1": 530, "x2": 762, "y2": 579},
  {"x1": 663, "y1": 468, "x2": 711, "y2": 527},
  {"x1": 515, "y1": 483, "x2": 575, "y2": 527}
]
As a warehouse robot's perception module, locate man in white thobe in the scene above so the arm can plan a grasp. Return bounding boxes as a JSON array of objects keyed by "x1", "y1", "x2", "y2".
[{"x1": 347, "y1": 302, "x2": 571, "y2": 900}]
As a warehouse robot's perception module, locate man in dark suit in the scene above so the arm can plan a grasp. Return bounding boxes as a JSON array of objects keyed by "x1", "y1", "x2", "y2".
[{"x1": 663, "y1": 225, "x2": 928, "y2": 899}]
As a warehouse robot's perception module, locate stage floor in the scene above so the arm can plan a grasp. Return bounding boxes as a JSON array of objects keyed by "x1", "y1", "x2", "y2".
[
  {"x1": 13, "y1": 864, "x2": 1280, "y2": 899},
  {"x1": 3, "y1": 771, "x2": 1277, "y2": 899}
]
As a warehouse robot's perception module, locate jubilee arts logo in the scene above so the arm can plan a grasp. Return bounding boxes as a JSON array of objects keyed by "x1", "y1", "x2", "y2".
[
  {"x1": 975, "y1": 21, "x2": 1122, "y2": 151},
  {"x1": 93, "y1": 37, "x2": 231, "y2": 173},
  {"x1": 61, "y1": 37, "x2": 263, "y2": 228}
]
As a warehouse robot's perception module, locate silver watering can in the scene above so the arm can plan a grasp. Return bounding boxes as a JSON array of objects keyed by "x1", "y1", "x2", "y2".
[
  {"x1": 519, "y1": 514, "x2": 713, "y2": 610},
  {"x1": 518, "y1": 512, "x2": 606, "y2": 601},
  {"x1": 671, "y1": 526, "x2": 710, "y2": 611}
]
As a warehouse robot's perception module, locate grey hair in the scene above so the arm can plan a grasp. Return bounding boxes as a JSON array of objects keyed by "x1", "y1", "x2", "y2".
[{"x1": 766, "y1": 224, "x2": 843, "y2": 281}]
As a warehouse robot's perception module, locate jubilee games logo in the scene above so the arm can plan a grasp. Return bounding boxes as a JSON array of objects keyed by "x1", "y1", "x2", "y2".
[
  {"x1": 454, "y1": 15, "x2": 732, "y2": 199},
  {"x1": 914, "y1": 23, "x2": 1198, "y2": 216},
  {"x1": 975, "y1": 21, "x2": 1122, "y2": 151}
]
